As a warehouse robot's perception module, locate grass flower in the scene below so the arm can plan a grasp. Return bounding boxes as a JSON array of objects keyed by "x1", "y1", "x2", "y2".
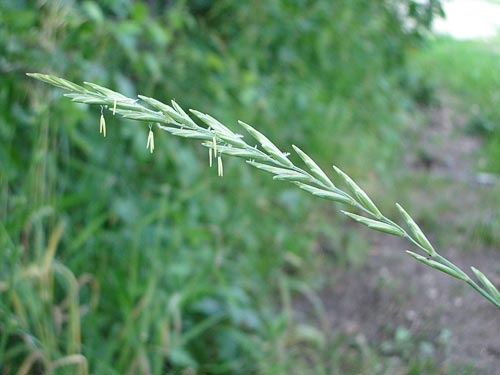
[
  {"x1": 27, "y1": 72, "x2": 500, "y2": 311},
  {"x1": 146, "y1": 125, "x2": 154, "y2": 153},
  {"x1": 99, "y1": 107, "x2": 106, "y2": 137},
  {"x1": 217, "y1": 154, "x2": 223, "y2": 177}
]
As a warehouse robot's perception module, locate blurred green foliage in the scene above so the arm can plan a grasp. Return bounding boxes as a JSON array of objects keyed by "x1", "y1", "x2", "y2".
[
  {"x1": 409, "y1": 36, "x2": 500, "y2": 173},
  {"x1": 1, "y1": 0, "x2": 443, "y2": 373},
  {"x1": 408, "y1": 35, "x2": 500, "y2": 250}
]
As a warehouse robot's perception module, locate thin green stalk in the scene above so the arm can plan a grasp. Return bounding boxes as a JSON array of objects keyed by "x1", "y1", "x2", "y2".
[
  {"x1": 435, "y1": 254, "x2": 500, "y2": 309},
  {"x1": 27, "y1": 73, "x2": 500, "y2": 312}
]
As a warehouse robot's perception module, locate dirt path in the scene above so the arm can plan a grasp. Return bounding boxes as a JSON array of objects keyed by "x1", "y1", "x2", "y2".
[{"x1": 295, "y1": 97, "x2": 500, "y2": 373}]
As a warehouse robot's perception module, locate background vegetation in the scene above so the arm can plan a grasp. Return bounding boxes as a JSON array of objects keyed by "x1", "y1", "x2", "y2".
[
  {"x1": 409, "y1": 36, "x2": 500, "y2": 173},
  {"x1": 3, "y1": 0, "x2": 499, "y2": 374}
]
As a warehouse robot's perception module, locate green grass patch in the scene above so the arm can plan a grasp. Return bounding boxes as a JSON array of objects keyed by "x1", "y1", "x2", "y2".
[{"x1": 409, "y1": 35, "x2": 500, "y2": 172}]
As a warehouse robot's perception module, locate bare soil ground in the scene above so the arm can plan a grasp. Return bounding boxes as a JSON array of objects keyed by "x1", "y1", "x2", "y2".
[{"x1": 296, "y1": 97, "x2": 500, "y2": 374}]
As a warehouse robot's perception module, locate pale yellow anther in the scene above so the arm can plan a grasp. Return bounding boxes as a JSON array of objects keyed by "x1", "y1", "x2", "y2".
[
  {"x1": 217, "y1": 155, "x2": 223, "y2": 177},
  {"x1": 146, "y1": 127, "x2": 154, "y2": 153},
  {"x1": 209, "y1": 147, "x2": 213, "y2": 167},
  {"x1": 212, "y1": 136, "x2": 217, "y2": 155},
  {"x1": 112, "y1": 99, "x2": 117, "y2": 115},
  {"x1": 99, "y1": 114, "x2": 106, "y2": 137}
]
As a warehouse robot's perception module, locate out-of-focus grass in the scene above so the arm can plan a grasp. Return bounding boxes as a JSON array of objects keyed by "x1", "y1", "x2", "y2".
[
  {"x1": 409, "y1": 35, "x2": 500, "y2": 172},
  {"x1": 387, "y1": 34, "x2": 499, "y2": 246}
]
